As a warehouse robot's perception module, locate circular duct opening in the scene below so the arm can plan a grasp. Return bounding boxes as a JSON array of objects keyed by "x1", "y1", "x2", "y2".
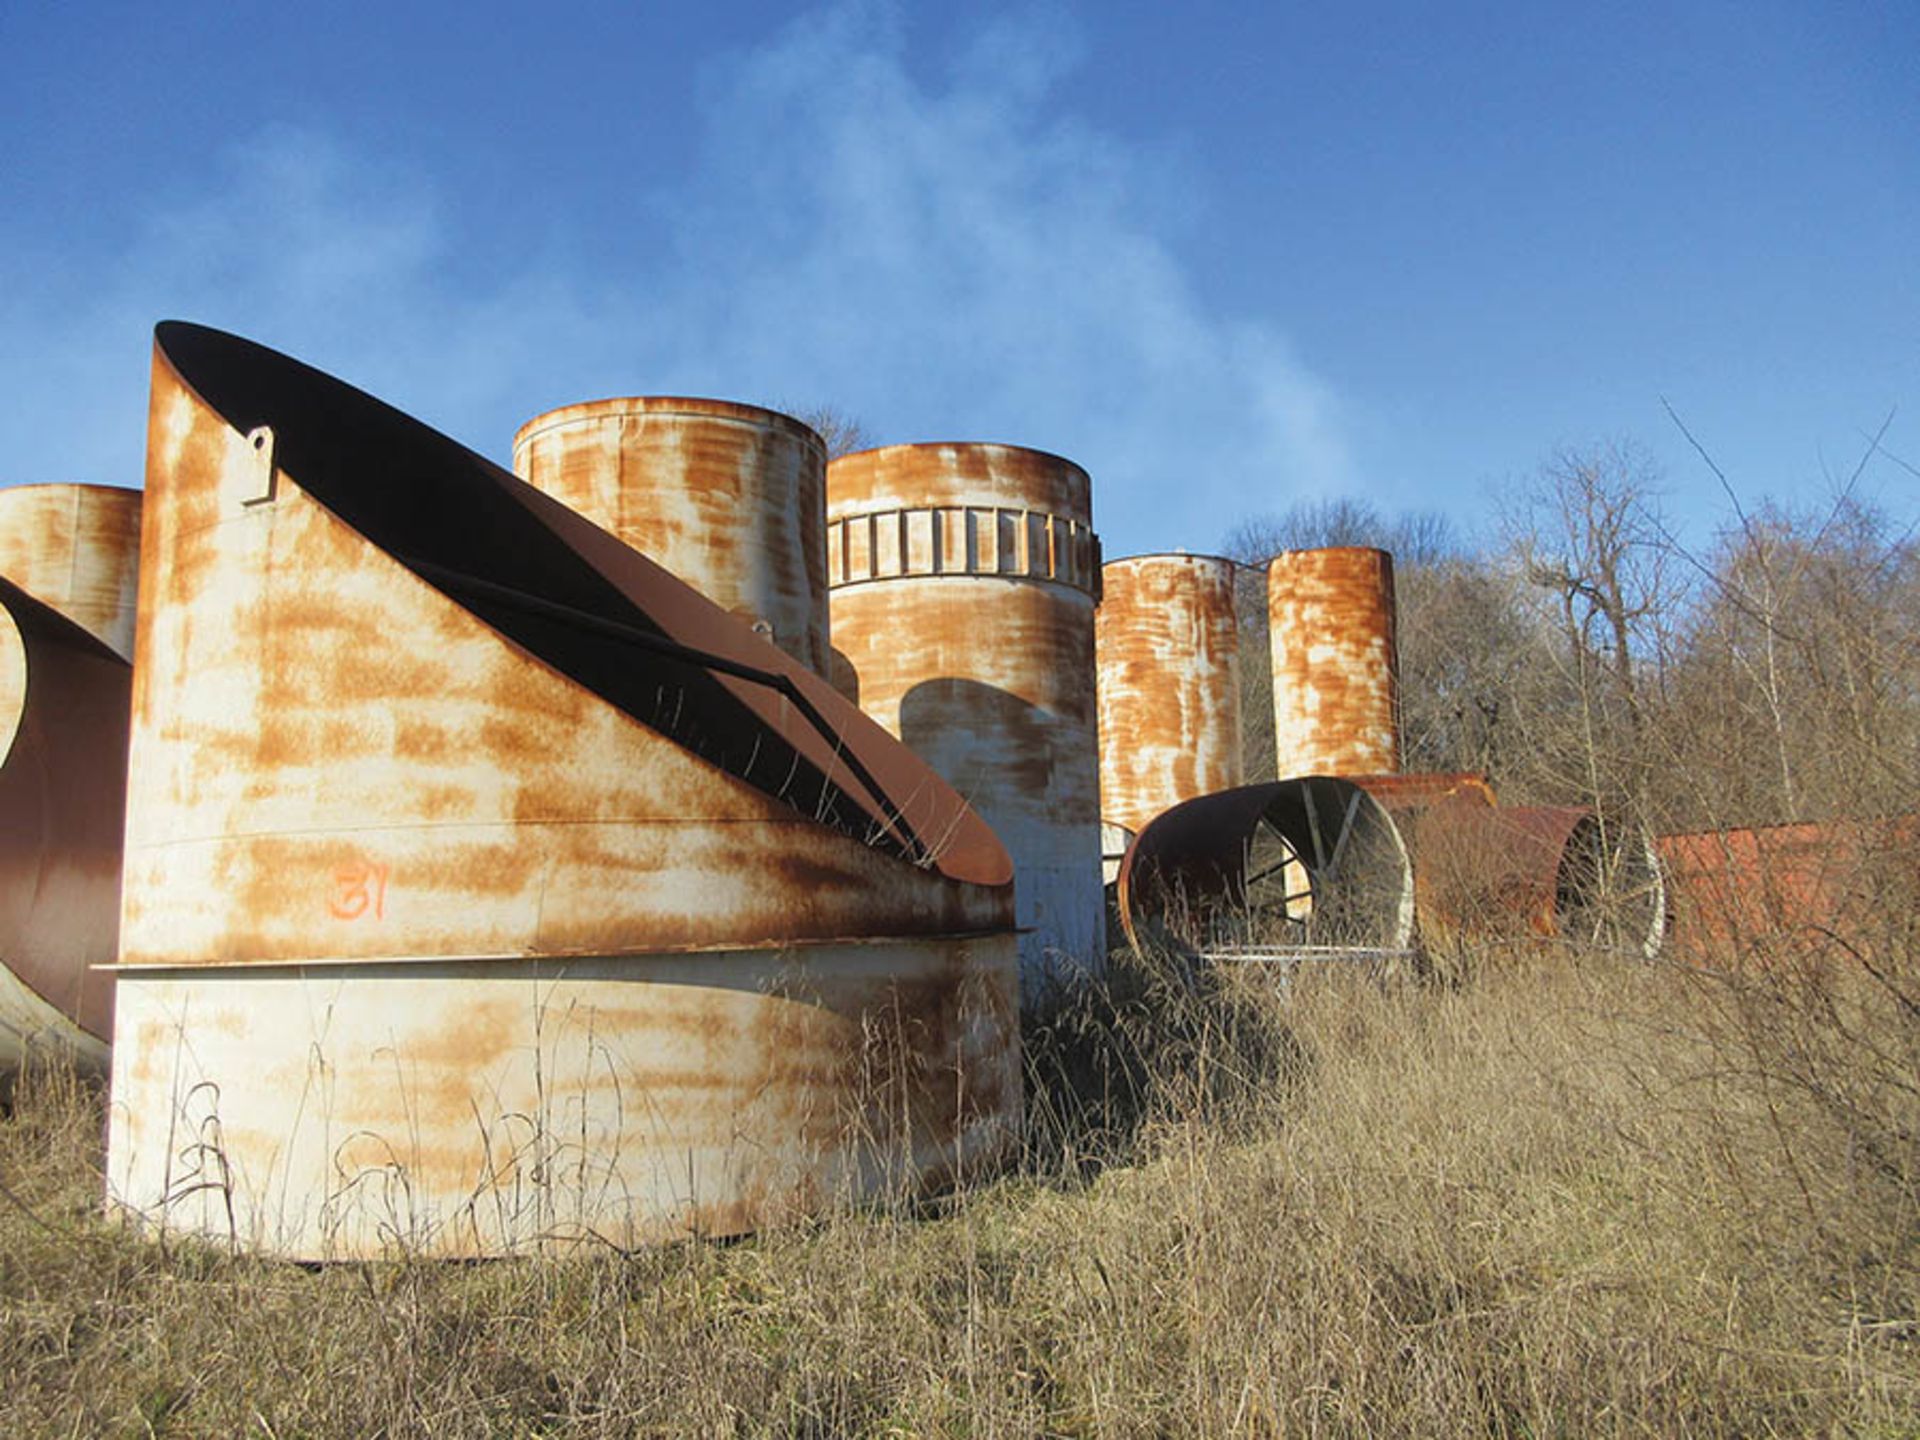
[
  {"x1": 1555, "y1": 816, "x2": 1667, "y2": 958},
  {"x1": 1118, "y1": 778, "x2": 1415, "y2": 960}
]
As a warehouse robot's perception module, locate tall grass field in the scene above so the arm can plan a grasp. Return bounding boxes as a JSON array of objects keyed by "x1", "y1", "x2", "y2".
[{"x1": 4, "y1": 926, "x2": 1918, "y2": 1436}]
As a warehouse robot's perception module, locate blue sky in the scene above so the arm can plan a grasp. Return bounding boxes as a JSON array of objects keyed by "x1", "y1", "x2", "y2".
[{"x1": 2, "y1": 1, "x2": 1914, "y2": 559}]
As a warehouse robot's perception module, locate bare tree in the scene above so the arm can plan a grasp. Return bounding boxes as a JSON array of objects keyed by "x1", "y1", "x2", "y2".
[
  {"x1": 1665, "y1": 494, "x2": 1920, "y2": 827},
  {"x1": 791, "y1": 405, "x2": 875, "y2": 461},
  {"x1": 1504, "y1": 441, "x2": 1675, "y2": 710},
  {"x1": 1224, "y1": 497, "x2": 1457, "y2": 570},
  {"x1": 1499, "y1": 441, "x2": 1681, "y2": 817}
]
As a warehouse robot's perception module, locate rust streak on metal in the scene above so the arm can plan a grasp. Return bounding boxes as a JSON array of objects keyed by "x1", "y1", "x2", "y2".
[
  {"x1": 1267, "y1": 546, "x2": 1400, "y2": 778},
  {"x1": 513, "y1": 398, "x2": 831, "y2": 676},
  {"x1": 1096, "y1": 554, "x2": 1242, "y2": 836},
  {"x1": 109, "y1": 323, "x2": 1021, "y2": 1258},
  {"x1": 827, "y1": 443, "x2": 1105, "y2": 1008},
  {"x1": 0, "y1": 483, "x2": 143, "y2": 658}
]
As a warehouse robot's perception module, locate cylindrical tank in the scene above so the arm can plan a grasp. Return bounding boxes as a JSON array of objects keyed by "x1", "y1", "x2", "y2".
[
  {"x1": 826, "y1": 443, "x2": 1104, "y2": 1006},
  {"x1": 108, "y1": 325, "x2": 1020, "y2": 1260},
  {"x1": 1267, "y1": 546, "x2": 1400, "y2": 778},
  {"x1": 513, "y1": 398, "x2": 830, "y2": 674},
  {"x1": 0, "y1": 483, "x2": 143, "y2": 658},
  {"x1": 1097, "y1": 554, "x2": 1242, "y2": 836}
]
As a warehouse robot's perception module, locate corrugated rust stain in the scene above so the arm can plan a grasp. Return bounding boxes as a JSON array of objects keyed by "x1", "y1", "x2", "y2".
[
  {"x1": 513, "y1": 399, "x2": 830, "y2": 675},
  {"x1": 0, "y1": 483, "x2": 143, "y2": 658},
  {"x1": 1267, "y1": 547, "x2": 1400, "y2": 778},
  {"x1": 826, "y1": 443, "x2": 1105, "y2": 1010},
  {"x1": 1115, "y1": 779, "x2": 1415, "y2": 958},
  {"x1": 1656, "y1": 817, "x2": 1917, "y2": 961},
  {"x1": 1416, "y1": 804, "x2": 1665, "y2": 958},
  {"x1": 1096, "y1": 554, "x2": 1242, "y2": 836},
  {"x1": 107, "y1": 323, "x2": 1019, "y2": 1259},
  {"x1": 0, "y1": 579, "x2": 129, "y2": 1074}
]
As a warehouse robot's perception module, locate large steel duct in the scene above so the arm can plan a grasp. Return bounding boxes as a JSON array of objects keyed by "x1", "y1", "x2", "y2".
[
  {"x1": 1414, "y1": 803, "x2": 1666, "y2": 959},
  {"x1": 826, "y1": 443, "x2": 1105, "y2": 1011},
  {"x1": 107, "y1": 323, "x2": 1020, "y2": 1259},
  {"x1": 1115, "y1": 779, "x2": 1415, "y2": 961},
  {"x1": 1096, "y1": 554, "x2": 1243, "y2": 837},
  {"x1": 512, "y1": 398, "x2": 830, "y2": 675},
  {"x1": 1268, "y1": 546, "x2": 1400, "y2": 778},
  {"x1": 0, "y1": 579, "x2": 130, "y2": 1076}
]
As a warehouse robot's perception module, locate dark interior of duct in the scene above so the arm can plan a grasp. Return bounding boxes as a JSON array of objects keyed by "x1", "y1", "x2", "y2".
[{"x1": 1555, "y1": 814, "x2": 1666, "y2": 957}]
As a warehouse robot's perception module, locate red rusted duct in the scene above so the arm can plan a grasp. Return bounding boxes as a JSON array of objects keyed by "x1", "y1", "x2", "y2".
[
  {"x1": 108, "y1": 323, "x2": 1020, "y2": 1259},
  {"x1": 1656, "y1": 818, "x2": 1918, "y2": 961},
  {"x1": 0, "y1": 579, "x2": 129, "y2": 1075},
  {"x1": 1096, "y1": 553, "x2": 1243, "y2": 836},
  {"x1": 1348, "y1": 772, "x2": 1496, "y2": 955},
  {"x1": 513, "y1": 398, "x2": 831, "y2": 675},
  {"x1": 1115, "y1": 778, "x2": 1415, "y2": 959},
  {"x1": 1268, "y1": 547, "x2": 1400, "y2": 778},
  {"x1": 1348, "y1": 771, "x2": 1497, "y2": 813},
  {"x1": 1416, "y1": 804, "x2": 1665, "y2": 958}
]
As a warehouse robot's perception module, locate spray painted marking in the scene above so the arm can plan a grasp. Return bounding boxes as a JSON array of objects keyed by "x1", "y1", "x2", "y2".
[{"x1": 328, "y1": 860, "x2": 389, "y2": 921}]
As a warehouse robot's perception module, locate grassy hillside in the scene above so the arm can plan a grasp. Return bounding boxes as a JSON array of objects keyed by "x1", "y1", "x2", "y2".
[{"x1": 5, "y1": 937, "x2": 1917, "y2": 1436}]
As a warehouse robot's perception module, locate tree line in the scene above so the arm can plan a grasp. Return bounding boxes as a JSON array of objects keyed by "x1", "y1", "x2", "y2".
[{"x1": 1225, "y1": 438, "x2": 1920, "y2": 838}]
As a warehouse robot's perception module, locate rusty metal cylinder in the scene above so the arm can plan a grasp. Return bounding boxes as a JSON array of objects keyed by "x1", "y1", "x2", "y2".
[
  {"x1": 1267, "y1": 546, "x2": 1400, "y2": 778},
  {"x1": 826, "y1": 443, "x2": 1105, "y2": 1005},
  {"x1": 513, "y1": 398, "x2": 830, "y2": 674},
  {"x1": 1419, "y1": 804, "x2": 1665, "y2": 959},
  {"x1": 1097, "y1": 554, "x2": 1243, "y2": 836},
  {"x1": 1115, "y1": 778, "x2": 1416, "y2": 959},
  {"x1": 0, "y1": 483, "x2": 143, "y2": 658},
  {"x1": 108, "y1": 325, "x2": 1020, "y2": 1259}
]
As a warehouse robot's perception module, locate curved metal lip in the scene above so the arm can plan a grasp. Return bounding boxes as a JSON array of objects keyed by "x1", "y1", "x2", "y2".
[
  {"x1": 512, "y1": 395, "x2": 826, "y2": 453},
  {"x1": 823, "y1": 567, "x2": 1102, "y2": 599},
  {"x1": 103, "y1": 926, "x2": 1020, "y2": 974},
  {"x1": 1102, "y1": 551, "x2": 1239, "y2": 571},
  {"x1": 826, "y1": 441, "x2": 1095, "y2": 528},
  {"x1": 1266, "y1": 545, "x2": 1394, "y2": 562},
  {"x1": 830, "y1": 439, "x2": 1089, "y2": 478},
  {"x1": 151, "y1": 320, "x2": 1012, "y2": 893}
]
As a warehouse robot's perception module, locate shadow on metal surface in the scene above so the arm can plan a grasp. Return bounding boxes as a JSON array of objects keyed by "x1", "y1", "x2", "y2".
[{"x1": 0, "y1": 579, "x2": 129, "y2": 1073}]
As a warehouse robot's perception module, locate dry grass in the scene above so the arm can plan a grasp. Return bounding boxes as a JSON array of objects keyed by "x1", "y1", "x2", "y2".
[{"x1": 5, "y1": 940, "x2": 1919, "y2": 1436}]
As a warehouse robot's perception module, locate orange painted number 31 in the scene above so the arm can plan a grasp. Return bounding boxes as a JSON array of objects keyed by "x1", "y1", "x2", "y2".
[{"x1": 328, "y1": 860, "x2": 390, "y2": 921}]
